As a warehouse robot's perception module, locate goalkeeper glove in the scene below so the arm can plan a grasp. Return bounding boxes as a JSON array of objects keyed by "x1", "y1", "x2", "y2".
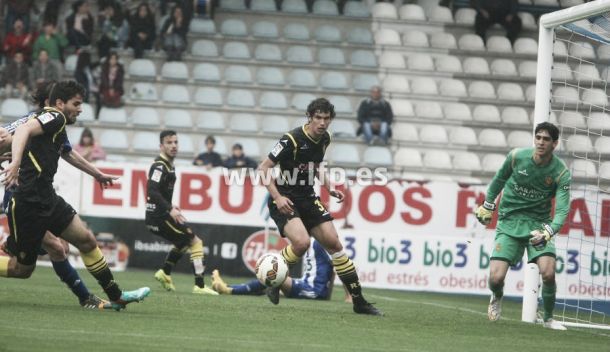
[
  {"x1": 529, "y1": 224, "x2": 554, "y2": 251},
  {"x1": 475, "y1": 201, "x2": 496, "y2": 225}
]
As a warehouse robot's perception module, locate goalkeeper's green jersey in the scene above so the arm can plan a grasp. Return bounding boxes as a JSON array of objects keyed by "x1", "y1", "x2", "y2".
[{"x1": 485, "y1": 148, "x2": 571, "y2": 237}]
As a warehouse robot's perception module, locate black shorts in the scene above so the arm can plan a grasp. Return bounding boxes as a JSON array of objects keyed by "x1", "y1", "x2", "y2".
[
  {"x1": 145, "y1": 215, "x2": 195, "y2": 249},
  {"x1": 268, "y1": 194, "x2": 333, "y2": 236},
  {"x1": 5, "y1": 195, "x2": 76, "y2": 265}
]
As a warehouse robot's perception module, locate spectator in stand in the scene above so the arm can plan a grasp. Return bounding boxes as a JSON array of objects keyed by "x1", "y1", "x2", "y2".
[
  {"x1": 224, "y1": 143, "x2": 258, "y2": 170},
  {"x1": 97, "y1": 2, "x2": 130, "y2": 60},
  {"x1": 74, "y1": 50, "x2": 98, "y2": 105},
  {"x1": 356, "y1": 86, "x2": 393, "y2": 145},
  {"x1": 30, "y1": 49, "x2": 61, "y2": 89},
  {"x1": 5, "y1": 0, "x2": 36, "y2": 34},
  {"x1": 473, "y1": 0, "x2": 522, "y2": 44},
  {"x1": 65, "y1": 1, "x2": 94, "y2": 49},
  {"x1": 3, "y1": 51, "x2": 29, "y2": 98},
  {"x1": 99, "y1": 52, "x2": 124, "y2": 108},
  {"x1": 2, "y1": 18, "x2": 34, "y2": 62},
  {"x1": 128, "y1": 2, "x2": 156, "y2": 59},
  {"x1": 73, "y1": 128, "x2": 106, "y2": 162},
  {"x1": 193, "y1": 136, "x2": 223, "y2": 169},
  {"x1": 33, "y1": 22, "x2": 68, "y2": 62},
  {"x1": 160, "y1": 5, "x2": 189, "y2": 61},
  {"x1": 42, "y1": 0, "x2": 63, "y2": 27}
]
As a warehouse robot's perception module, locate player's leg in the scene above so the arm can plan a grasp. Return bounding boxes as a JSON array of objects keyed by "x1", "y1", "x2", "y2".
[
  {"x1": 487, "y1": 259, "x2": 509, "y2": 321},
  {"x1": 0, "y1": 197, "x2": 41, "y2": 278},
  {"x1": 528, "y1": 238, "x2": 565, "y2": 330},
  {"x1": 189, "y1": 235, "x2": 217, "y2": 295},
  {"x1": 211, "y1": 269, "x2": 266, "y2": 295},
  {"x1": 146, "y1": 218, "x2": 183, "y2": 291}
]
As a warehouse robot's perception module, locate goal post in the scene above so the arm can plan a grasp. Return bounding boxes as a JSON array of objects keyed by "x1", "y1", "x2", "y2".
[{"x1": 526, "y1": 0, "x2": 610, "y2": 329}]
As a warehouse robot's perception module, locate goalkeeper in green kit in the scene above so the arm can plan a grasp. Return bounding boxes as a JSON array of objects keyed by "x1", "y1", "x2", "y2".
[{"x1": 475, "y1": 122, "x2": 570, "y2": 330}]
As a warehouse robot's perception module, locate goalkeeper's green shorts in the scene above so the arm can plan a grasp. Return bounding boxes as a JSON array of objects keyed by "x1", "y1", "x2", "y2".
[{"x1": 492, "y1": 218, "x2": 556, "y2": 266}]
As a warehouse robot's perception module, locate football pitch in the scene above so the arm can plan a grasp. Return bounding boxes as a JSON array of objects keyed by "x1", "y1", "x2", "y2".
[{"x1": 0, "y1": 267, "x2": 608, "y2": 352}]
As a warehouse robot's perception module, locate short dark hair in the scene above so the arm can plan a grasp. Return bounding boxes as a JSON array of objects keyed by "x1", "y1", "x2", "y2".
[
  {"x1": 535, "y1": 122, "x2": 559, "y2": 141},
  {"x1": 48, "y1": 80, "x2": 85, "y2": 107},
  {"x1": 232, "y1": 143, "x2": 243, "y2": 150},
  {"x1": 31, "y1": 80, "x2": 57, "y2": 108},
  {"x1": 205, "y1": 136, "x2": 216, "y2": 144},
  {"x1": 307, "y1": 98, "x2": 336, "y2": 119},
  {"x1": 160, "y1": 130, "x2": 177, "y2": 143}
]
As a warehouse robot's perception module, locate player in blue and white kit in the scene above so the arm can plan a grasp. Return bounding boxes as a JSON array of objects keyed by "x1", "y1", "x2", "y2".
[{"x1": 212, "y1": 240, "x2": 336, "y2": 300}]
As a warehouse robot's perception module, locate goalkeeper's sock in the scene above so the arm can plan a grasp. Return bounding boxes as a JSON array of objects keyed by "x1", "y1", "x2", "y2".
[
  {"x1": 162, "y1": 246, "x2": 185, "y2": 275},
  {"x1": 230, "y1": 279, "x2": 265, "y2": 295},
  {"x1": 81, "y1": 247, "x2": 122, "y2": 301},
  {"x1": 331, "y1": 251, "x2": 366, "y2": 305},
  {"x1": 542, "y1": 282, "x2": 557, "y2": 321},
  {"x1": 52, "y1": 259, "x2": 90, "y2": 302},
  {"x1": 280, "y1": 245, "x2": 299, "y2": 266},
  {"x1": 488, "y1": 278, "x2": 504, "y2": 298},
  {"x1": 0, "y1": 256, "x2": 9, "y2": 277},
  {"x1": 189, "y1": 240, "x2": 206, "y2": 288}
]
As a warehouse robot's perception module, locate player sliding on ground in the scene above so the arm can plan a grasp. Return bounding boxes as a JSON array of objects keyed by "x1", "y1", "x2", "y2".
[
  {"x1": 257, "y1": 98, "x2": 381, "y2": 316},
  {"x1": 475, "y1": 122, "x2": 570, "y2": 330}
]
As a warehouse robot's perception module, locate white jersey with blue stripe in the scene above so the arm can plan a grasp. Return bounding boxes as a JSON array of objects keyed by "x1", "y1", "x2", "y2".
[{"x1": 289, "y1": 240, "x2": 333, "y2": 299}]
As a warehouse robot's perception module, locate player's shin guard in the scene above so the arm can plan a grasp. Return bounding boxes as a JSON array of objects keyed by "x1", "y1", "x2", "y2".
[
  {"x1": 331, "y1": 251, "x2": 365, "y2": 305},
  {"x1": 81, "y1": 247, "x2": 121, "y2": 301},
  {"x1": 488, "y1": 278, "x2": 504, "y2": 298},
  {"x1": 281, "y1": 245, "x2": 299, "y2": 266},
  {"x1": 189, "y1": 241, "x2": 206, "y2": 288},
  {"x1": 163, "y1": 246, "x2": 185, "y2": 275},
  {"x1": 542, "y1": 282, "x2": 557, "y2": 321},
  {"x1": 0, "y1": 256, "x2": 8, "y2": 277},
  {"x1": 52, "y1": 259, "x2": 90, "y2": 302}
]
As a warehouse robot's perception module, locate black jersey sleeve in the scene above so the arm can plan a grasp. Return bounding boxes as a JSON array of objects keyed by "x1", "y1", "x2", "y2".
[
  {"x1": 147, "y1": 162, "x2": 172, "y2": 214},
  {"x1": 35, "y1": 110, "x2": 66, "y2": 136},
  {"x1": 268, "y1": 133, "x2": 296, "y2": 163}
]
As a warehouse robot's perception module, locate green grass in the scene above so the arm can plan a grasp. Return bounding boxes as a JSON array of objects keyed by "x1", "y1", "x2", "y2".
[{"x1": 0, "y1": 267, "x2": 608, "y2": 352}]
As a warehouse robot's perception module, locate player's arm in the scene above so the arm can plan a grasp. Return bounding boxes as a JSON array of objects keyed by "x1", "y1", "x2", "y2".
[
  {"x1": 0, "y1": 127, "x2": 12, "y2": 154},
  {"x1": 61, "y1": 149, "x2": 117, "y2": 188},
  {"x1": 146, "y1": 163, "x2": 184, "y2": 222},
  {"x1": 316, "y1": 167, "x2": 344, "y2": 203},
  {"x1": 475, "y1": 149, "x2": 516, "y2": 224},
  {"x1": 530, "y1": 169, "x2": 572, "y2": 250},
  {"x1": 1, "y1": 119, "x2": 44, "y2": 187}
]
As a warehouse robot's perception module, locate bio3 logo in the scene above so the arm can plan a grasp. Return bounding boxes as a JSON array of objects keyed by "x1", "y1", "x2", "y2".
[{"x1": 242, "y1": 230, "x2": 290, "y2": 273}]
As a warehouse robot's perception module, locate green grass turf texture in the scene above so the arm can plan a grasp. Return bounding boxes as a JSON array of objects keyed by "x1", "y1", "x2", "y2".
[{"x1": 0, "y1": 267, "x2": 608, "y2": 352}]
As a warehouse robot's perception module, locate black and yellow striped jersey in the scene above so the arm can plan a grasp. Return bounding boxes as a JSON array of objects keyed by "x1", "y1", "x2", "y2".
[{"x1": 145, "y1": 154, "x2": 175, "y2": 218}]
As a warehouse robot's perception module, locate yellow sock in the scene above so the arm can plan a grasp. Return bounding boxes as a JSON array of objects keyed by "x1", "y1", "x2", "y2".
[
  {"x1": 0, "y1": 256, "x2": 9, "y2": 277},
  {"x1": 332, "y1": 253, "x2": 357, "y2": 277},
  {"x1": 281, "y1": 245, "x2": 299, "y2": 265},
  {"x1": 81, "y1": 247, "x2": 108, "y2": 274}
]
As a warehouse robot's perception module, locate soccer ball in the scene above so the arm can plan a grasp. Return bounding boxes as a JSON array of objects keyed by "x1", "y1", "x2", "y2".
[{"x1": 255, "y1": 253, "x2": 289, "y2": 288}]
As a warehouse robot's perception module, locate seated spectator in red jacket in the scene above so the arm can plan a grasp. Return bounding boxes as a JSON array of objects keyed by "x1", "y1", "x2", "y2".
[
  {"x1": 3, "y1": 51, "x2": 29, "y2": 98},
  {"x1": 193, "y1": 136, "x2": 223, "y2": 169},
  {"x1": 2, "y1": 18, "x2": 33, "y2": 61},
  {"x1": 99, "y1": 52, "x2": 124, "y2": 108}
]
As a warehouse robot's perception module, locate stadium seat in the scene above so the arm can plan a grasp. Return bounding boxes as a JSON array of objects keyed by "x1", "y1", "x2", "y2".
[
  {"x1": 130, "y1": 82, "x2": 158, "y2": 101},
  {"x1": 0, "y1": 98, "x2": 28, "y2": 119},
  {"x1": 291, "y1": 93, "x2": 316, "y2": 110},
  {"x1": 197, "y1": 111, "x2": 226, "y2": 131},
  {"x1": 194, "y1": 87, "x2": 223, "y2": 106},
  {"x1": 598, "y1": 45, "x2": 610, "y2": 60},
  {"x1": 161, "y1": 62, "x2": 188, "y2": 80},
  {"x1": 288, "y1": 69, "x2": 317, "y2": 88},
  {"x1": 193, "y1": 63, "x2": 220, "y2": 82},
  {"x1": 569, "y1": 41, "x2": 596, "y2": 60},
  {"x1": 192, "y1": 39, "x2": 218, "y2": 57},
  {"x1": 588, "y1": 112, "x2": 610, "y2": 131},
  {"x1": 582, "y1": 88, "x2": 608, "y2": 107},
  {"x1": 131, "y1": 107, "x2": 160, "y2": 126},
  {"x1": 508, "y1": 130, "x2": 532, "y2": 148},
  {"x1": 98, "y1": 107, "x2": 127, "y2": 124},
  {"x1": 363, "y1": 146, "x2": 393, "y2": 167},
  {"x1": 328, "y1": 95, "x2": 352, "y2": 114},
  {"x1": 491, "y1": 59, "x2": 518, "y2": 76},
  {"x1": 230, "y1": 113, "x2": 258, "y2": 132},
  {"x1": 64, "y1": 54, "x2": 77, "y2": 73},
  {"x1": 398, "y1": 4, "x2": 426, "y2": 21},
  {"x1": 420, "y1": 125, "x2": 448, "y2": 144},
  {"x1": 251, "y1": 0, "x2": 276, "y2": 11},
  {"x1": 239, "y1": 138, "x2": 262, "y2": 159},
  {"x1": 513, "y1": 38, "x2": 538, "y2": 55},
  {"x1": 206, "y1": 135, "x2": 228, "y2": 156},
  {"x1": 351, "y1": 50, "x2": 377, "y2": 67},
  {"x1": 455, "y1": 8, "x2": 476, "y2": 25},
  {"x1": 224, "y1": 65, "x2": 252, "y2": 84},
  {"x1": 566, "y1": 135, "x2": 594, "y2": 153},
  {"x1": 463, "y1": 57, "x2": 490, "y2": 75},
  {"x1": 443, "y1": 103, "x2": 471, "y2": 121},
  {"x1": 133, "y1": 131, "x2": 159, "y2": 152},
  {"x1": 427, "y1": 6, "x2": 453, "y2": 23},
  {"x1": 315, "y1": 25, "x2": 342, "y2": 43},
  {"x1": 81, "y1": 104, "x2": 98, "y2": 123},
  {"x1": 518, "y1": 11, "x2": 538, "y2": 31},
  {"x1": 601, "y1": 67, "x2": 610, "y2": 81},
  {"x1": 415, "y1": 101, "x2": 443, "y2": 119},
  {"x1": 177, "y1": 135, "x2": 195, "y2": 155},
  {"x1": 430, "y1": 32, "x2": 457, "y2": 49},
  {"x1": 283, "y1": 23, "x2": 310, "y2": 41},
  {"x1": 435, "y1": 55, "x2": 462, "y2": 73},
  {"x1": 260, "y1": 91, "x2": 288, "y2": 110},
  {"x1": 255, "y1": 43, "x2": 282, "y2": 61},
  {"x1": 189, "y1": 18, "x2": 215, "y2": 34},
  {"x1": 439, "y1": 79, "x2": 467, "y2": 97},
  {"x1": 318, "y1": 48, "x2": 345, "y2": 66},
  {"x1": 403, "y1": 30, "x2": 429, "y2": 47},
  {"x1": 282, "y1": 0, "x2": 308, "y2": 13},
  {"x1": 353, "y1": 74, "x2": 380, "y2": 92},
  {"x1": 344, "y1": 1, "x2": 370, "y2": 17},
  {"x1": 595, "y1": 136, "x2": 610, "y2": 154},
  {"x1": 220, "y1": 0, "x2": 246, "y2": 10},
  {"x1": 379, "y1": 52, "x2": 406, "y2": 69},
  {"x1": 330, "y1": 119, "x2": 356, "y2": 137},
  {"x1": 497, "y1": 83, "x2": 525, "y2": 101},
  {"x1": 423, "y1": 150, "x2": 452, "y2": 169},
  {"x1": 347, "y1": 28, "x2": 373, "y2": 45},
  {"x1": 552, "y1": 86, "x2": 579, "y2": 104},
  {"x1": 395, "y1": 148, "x2": 423, "y2": 168},
  {"x1": 391, "y1": 99, "x2": 415, "y2": 116},
  {"x1": 262, "y1": 115, "x2": 290, "y2": 134},
  {"x1": 128, "y1": 58, "x2": 156, "y2": 78},
  {"x1": 473, "y1": 105, "x2": 501, "y2": 123},
  {"x1": 313, "y1": 0, "x2": 339, "y2": 15},
  {"x1": 468, "y1": 81, "x2": 496, "y2": 99},
  {"x1": 479, "y1": 129, "x2": 507, "y2": 147},
  {"x1": 408, "y1": 54, "x2": 435, "y2": 71},
  {"x1": 502, "y1": 106, "x2": 529, "y2": 125},
  {"x1": 383, "y1": 76, "x2": 410, "y2": 93},
  {"x1": 287, "y1": 46, "x2": 313, "y2": 64},
  {"x1": 482, "y1": 154, "x2": 506, "y2": 173},
  {"x1": 450, "y1": 127, "x2": 477, "y2": 146},
  {"x1": 164, "y1": 109, "x2": 192, "y2": 128},
  {"x1": 411, "y1": 77, "x2": 438, "y2": 95},
  {"x1": 574, "y1": 64, "x2": 601, "y2": 82},
  {"x1": 393, "y1": 123, "x2": 419, "y2": 142},
  {"x1": 374, "y1": 28, "x2": 401, "y2": 46},
  {"x1": 486, "y1": 36, "x2": 512, "y2": 53},
  {"x1": 519, "y1": 61, "x2": 538, "y2": 78},
  {"x1": 320, "y1": 71, "x2": 348, "y2": 90},
  {"x1": 252, "y1": 21, "x2": 279, "y2": 38},
  {"x1": 256, "y1": 67, "x2": 285, "y2": 86},
  {"x1": 453, "y1": 152, "x2": 481, "y2": 171},
  {"x1": 220, "y1": 19, "x2": 248, "y2": 37},
  {"x1": 601, "y1": 162, "x2": 610, "y2": 179},
  {"x1": 99, "y1": 129, "x2": 129, "y2": 150},
  {"x1": 330, "y1": 144, "x2": 360, "y2": 164},
  {"x1": 559, "y1": 111, "x2": 587, "y2": 130},
  {"x1": 223, "y1": 42, "x2": 251, "y2": 59},
  {"x1": 227, "y1": 89, "x2": 255, "y2": 108},
  {"x1": 571, "y1": 159, "x2": 597, "y2": 178},
  {"x1": 554, "y1": 40, "x2": 568, "y2": 57},
  {"x1": 458, "y1": 34, "x2": 485, "y2": 51},
  {"x1": 525, "y1": 85, "x2": 537, "y2": 102},
  {"x1": 162, "y1": 85, "x2": 190, "y2": 104},
  {"x1": 372, "y1": 2, "x2": 398, "y2": 19},
  {"x1": 66, "y1": 126, "x2": 83, "y2": 145}
]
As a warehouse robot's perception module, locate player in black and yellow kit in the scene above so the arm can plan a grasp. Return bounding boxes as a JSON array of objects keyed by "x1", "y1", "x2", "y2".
[
  {"x1": 146, "y1": 130, "x2": 217, "y2": 295},
  {"x1": 0, "y1": 80, "x2": 150, "y2": 310},
  {"x1": 258, "y1": 98, "x2": 382, "y2": 315}
]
